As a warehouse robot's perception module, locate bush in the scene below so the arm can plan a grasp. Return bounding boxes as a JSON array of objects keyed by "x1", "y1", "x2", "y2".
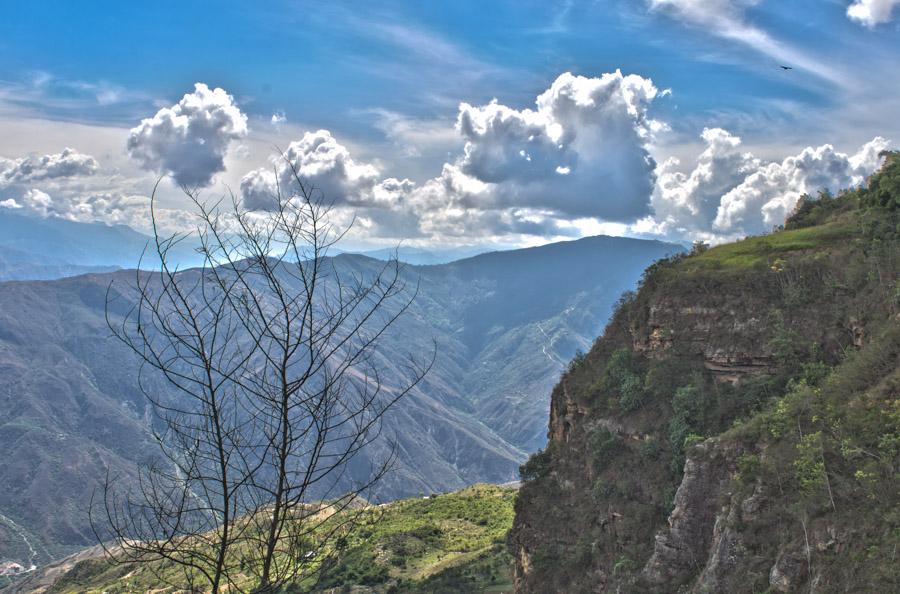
[
  {"x1": 594, "y1": 348, "x2": 647, "y2": 411},
  {"x1": 667, "y1": 381, "x2": 713, "y2": 472},
  {"x1": 566, "y1": 349, "x2": 587, "y2": 375},
  {"x1": 736, "y1": 453, "x2": 761, "y2": 484},
  {"x1": 520, "y1": 448, "x2": 552, "y2": 482},
  {"x1": 639, "y1": 438, "x2": 661, "y2": 460},
  {"x1": 591, "y1": 428, "x2": 620, "y2": 472},
  {"x1": 861, "y1": 151, "x2": 900, "y2": 211}
]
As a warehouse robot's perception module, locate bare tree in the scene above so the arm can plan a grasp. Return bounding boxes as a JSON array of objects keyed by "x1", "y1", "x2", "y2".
[{"x1": 94, "y1": 166, "x2": 432, "y2": 593}]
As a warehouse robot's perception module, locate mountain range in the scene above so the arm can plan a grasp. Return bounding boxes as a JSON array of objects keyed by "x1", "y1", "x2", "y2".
[
  {"x1": 0, "y1": 212, "x2": 209, "y2": 282},
  {"x1": 0, "y1": 227, "x2": 680, "y2": 569}
]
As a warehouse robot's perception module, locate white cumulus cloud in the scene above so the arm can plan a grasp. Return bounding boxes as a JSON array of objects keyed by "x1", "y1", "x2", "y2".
[
  {"x1": 847, "y1": 0, "x2": 900, "y2": 26},
  {"x1": 0, "y1": 148, "x2": 98, "y2": 187},
  {"x1": 650, "y1": 131, "x2": 890, "y2": 238},
  {"x1": 651, "y1": 128, "x2": 760, "y2": 234},
  {"x1": 0, "y1": 186, "x2": 196, "y2": 233},
  {"x1": 127, "y1": 83, "x2": 248, "y2": 187},
  {"x1": 231, "y1": 70, "x2": 891, "y2": 246},
  {"x1": 238, "y1": 71, "x2": 664, "y2": 243},
  {"x1": 1, "y1": 189, "x2": 53, "y2": 217},
  {"x1": 641, "y1": 128, "x2": 888, "y2": 240},
  {"x1": 0, "y1": 187, "x2": 129, "y2": 221},
  {"x1": 713, "y1": 137, "x2": 890, "y2": 234},
  {"x1": 240, "y1": 129, "x2": 383, "y2": 211},
  {"x1": 455, "y1": 70, "x2": 661, "y2": 221}
]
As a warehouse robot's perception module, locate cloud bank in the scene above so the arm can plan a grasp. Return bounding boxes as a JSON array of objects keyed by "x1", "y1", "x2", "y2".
[
  {"x1": 0, "y1": 148, "x2": 98, "y2": 186},
  {"x1": 240, "y1": 70, "x2": 662, "y2": 241},
  {"x1": 127, "y1": 83, "x2": 248, "y2": 187},
  {"x1": 651, "y1": 130, "x2": 889, "y2": 237},
  {"x1": 3, "y1": 76, "x2": 892, "y2": 248},
  {"x1": 0, "y1": 147, "x2": 184, "y2": 232}
]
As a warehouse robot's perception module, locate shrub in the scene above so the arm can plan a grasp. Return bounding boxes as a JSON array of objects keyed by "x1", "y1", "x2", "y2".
[
  {"x1": 594, "y1": 348, "x2": 647, "y2": 411},
  {"x1": 736, "y1": 453, "x2": 761, "y2": 484},
  {"x1": 794, "y1": 431, "x2": 826, "y2": 496},
  {"x1": 861, "y1": 151, "x2": 900, "y2": 211},
  {"x1": 639, "y1": 438, "x2": 661, "y2": 460},
  {"x1": 566, "y1": 349, "x2": 587, "y2": 375},
  {"x1": 591, "y1": 428, "x2": 620, "y2": 472},
  {"x1": 667, "y1": 381, "x2": 713, "y2": 472},
  {"x1": 520, "y1": 448, "x2": 552, "y2": 482}
]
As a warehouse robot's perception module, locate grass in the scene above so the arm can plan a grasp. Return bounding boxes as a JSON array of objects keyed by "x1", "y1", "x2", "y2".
[
  {"x1": 680, "y1": 220, "x2": 856, "y2": 272},
  {"x1": 43, "y1": 483, "x2": 517, "y2": 594},
  {"x1": 319, "y1": 483, "x2": 516, "y2": 591}
]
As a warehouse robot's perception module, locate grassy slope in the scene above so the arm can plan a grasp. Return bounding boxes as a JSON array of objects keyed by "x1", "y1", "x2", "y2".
[
  {"x1": 683, "y1": 219, "x2": 854, "y2": 271},
  {"x1": 39, "y1": 484, "x2": 517, "y2": 594}
]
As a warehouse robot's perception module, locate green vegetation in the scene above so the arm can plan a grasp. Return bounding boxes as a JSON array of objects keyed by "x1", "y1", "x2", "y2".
[
  {"x1": 684, "y1": 220, "x2": 856, "y2": 272},
  {"x1": 519, "y1": 447, "x2": 553, "y2": 482},
  {"x1": 43, "y1": 484, "x2": 517, "y2": 594},
  {"x1": 590, "y1": 428, "x2": 621, "y2": 472},
  {"x1": 592, "y1": 348, "x2": 647, "y2": 412},
  {"x1": 512, "y1": 155, "x2": 900, "y2": 593}
]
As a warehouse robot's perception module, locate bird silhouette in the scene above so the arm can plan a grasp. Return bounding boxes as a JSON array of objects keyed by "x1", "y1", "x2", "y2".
[{"x1": 780, "y1": 65, "x2": 793, "y2": 70}]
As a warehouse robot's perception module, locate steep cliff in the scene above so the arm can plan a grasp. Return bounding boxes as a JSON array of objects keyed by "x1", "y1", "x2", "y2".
[{"x1": 510, "y1": 155, "x2": 900, "y2": 593}]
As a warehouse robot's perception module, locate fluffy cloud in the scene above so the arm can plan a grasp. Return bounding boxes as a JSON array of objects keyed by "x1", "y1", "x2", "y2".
[
  {"x1": 0, "y1": 147, "x2": 147, "y2": 225},
  {"x1": 1, "y1": 189, "x2": 53, "y2": 216},
  {"x1": 0, "y1": 146, "x2": 189, "y2": 231},
  {"x1": 847, "y1": 0, "x2": 900, "y2": 26},
  {"x1": 713, "y1": 138, "x2": 889, "y2": 233},
  {"x1": 0, "y1": 185, "x2": 199, "y2": 233},
  {"x1": 0, "y1": 187, "x2": 141, "y2": 222},
  {"x1": 232, "y1": 70, "x2": 892, "y2": 246},
  {"x1": 239, "y1": 71, "x2": 663, "y2": 243},
  {"x1": 651, "y1": 128, "x2": 760, "y2": 233},
  {"x1": 0, "y1": 148, "x2": 98, "y2": 186},
  {"x1": 127, "y1": 83, "x2": 248, "y2": 187},
  {"x1": 651, "y1": 130, "x2": 890, "y2": 237},
  {"x1": 455, "y1": 70, "x2": 661, "y2": 221},
  {"x1": 240, "y1": 129, "x2": 382, "y2": 211}
]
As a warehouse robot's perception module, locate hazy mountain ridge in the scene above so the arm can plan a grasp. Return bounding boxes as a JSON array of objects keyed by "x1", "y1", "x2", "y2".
[
  {"x1": 0, "y1": 234, "x2": 680, "y2": 570},
  {"x1": 0, "y1": 212, "x2": 204, "y2": 281},
  {"x1": 0, "y1": 246, "x2": 119, "y2": 281}
]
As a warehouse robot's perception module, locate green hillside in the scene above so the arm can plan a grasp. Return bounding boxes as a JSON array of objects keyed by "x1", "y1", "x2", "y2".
[
  {"x1": 11, "y1": 484, "x2": 516, "y2": 594},
  {"x1": 511, "y1": 154, "x2": 900, "y2": 593}
]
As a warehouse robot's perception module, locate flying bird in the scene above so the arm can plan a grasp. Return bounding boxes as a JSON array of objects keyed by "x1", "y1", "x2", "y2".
[{"x1": 780, "y1": 65, "x2": 793, "y2": 70}]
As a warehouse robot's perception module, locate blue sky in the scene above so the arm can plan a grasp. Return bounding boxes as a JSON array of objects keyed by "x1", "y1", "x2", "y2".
[{"x1": 0, "y1": 0, "x2": 898, "y2": 247}]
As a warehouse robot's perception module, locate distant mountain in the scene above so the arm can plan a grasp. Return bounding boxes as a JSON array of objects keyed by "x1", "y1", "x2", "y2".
[
  {"x1": 0, "y1": 234, "x2": 681, "y2": 568},
  {"x1": 0, "y1": 246, "x2": 118, "y2": 281},
  {"x1": 355, "y1": 245, "x2": 492, "y2": 265},
  {"x1": 0, "y1": 212, "x2": 203, "y2": 281}
]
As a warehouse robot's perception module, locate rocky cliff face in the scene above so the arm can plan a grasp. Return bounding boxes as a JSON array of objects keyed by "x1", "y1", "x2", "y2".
[{"x1": 509, "y1": 165, "x2": 900, "y2": 594}]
